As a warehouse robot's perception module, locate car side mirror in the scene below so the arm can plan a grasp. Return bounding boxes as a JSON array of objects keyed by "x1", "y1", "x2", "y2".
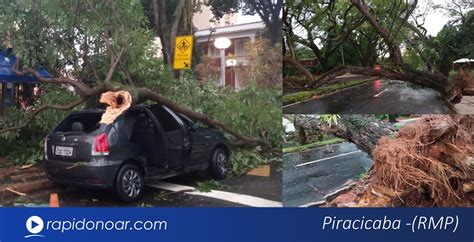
[{"x1": 190, "y1": 123, "x2": 199, "y2": 131}]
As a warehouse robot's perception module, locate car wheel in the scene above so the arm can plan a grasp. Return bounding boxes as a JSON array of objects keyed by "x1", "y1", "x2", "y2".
[
  {"x1": 115, "y1": 164, "x2": 144, "y2": 202},
  {"x1": 209, "y1": 148, "x2": 229, "y2": 180}
]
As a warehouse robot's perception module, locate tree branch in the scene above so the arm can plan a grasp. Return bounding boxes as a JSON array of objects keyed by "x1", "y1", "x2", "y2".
[
  {"x1": 0, "y1": 97, "x2": 87, "y2": 133},
  {"x1": 104, "y1": 46, "x2": 125, "y2": 83},
  {"x1": 308, "y1": 65, "x2": 450, "y2": 96},
  {"x1": 351, "y1": 0, "x2": 404, "y2": 66},
  {"x1": 135, "y1": 87, "x2": 271, "y2": 148},
  {"x1": 12, "y1": 66, "x2": 93, "y2": 95}
]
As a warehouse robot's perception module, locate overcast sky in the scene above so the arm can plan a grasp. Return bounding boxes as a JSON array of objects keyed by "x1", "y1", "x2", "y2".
[
  {"x1": 421, "y1": 0, "x2": 473, "y2": 36},
  {"x1": 238, "y1": 12, "x2": 261, "y2": 24}
]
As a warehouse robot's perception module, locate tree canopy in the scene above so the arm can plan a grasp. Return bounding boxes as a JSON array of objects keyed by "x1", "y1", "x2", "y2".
[
  {"x1": 285, "y1": 0, "x2": 473, "y2": 74},
  {"x1": 284, "y1": 0, "x2": 474, "y2": 103}
]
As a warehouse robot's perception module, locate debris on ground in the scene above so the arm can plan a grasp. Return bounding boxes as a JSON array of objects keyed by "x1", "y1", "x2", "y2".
[
  {"x1": 99, "y1": 90, "x2": 132, "y2": 124},
  {"x1": 20, "y1": 163, "x2": 35, "y2": 170},
  {"x1": 327, "y1": 115, "x2": 474, "y2": 207},
  {"x1": 0, "y1": 165, "x2": 54, "y2": 204},
  {"x1": 247, "y1": 165, "x2": 271, "y2": 177},
  {"x1": 6, "y1": 187, "x2": 26, "y2": 196}
]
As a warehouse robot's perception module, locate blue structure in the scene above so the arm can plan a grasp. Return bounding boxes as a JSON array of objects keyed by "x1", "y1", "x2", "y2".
[{"x1": 0, "y1": 51, "x2": 51, "y2": 116}]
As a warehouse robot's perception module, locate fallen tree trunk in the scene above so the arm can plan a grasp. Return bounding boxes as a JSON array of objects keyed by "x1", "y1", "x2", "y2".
[
  {"x1": 307, "y1": 65, "x2": 470, "y2": 104},
  {"x1": 294, "y1": 115, "x2": 396, "y2": 156},
  {"x1": 1, "y1": 67, "x2": 272, "y2": 149}
]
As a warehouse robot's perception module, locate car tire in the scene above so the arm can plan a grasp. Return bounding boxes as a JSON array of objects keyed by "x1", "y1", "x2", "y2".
[
  {"x1": 115, "y1": 164, "x2": 144, "y2": 202},
  {"x1": 209, "y1": 148, "x2": 229, "y2": 180}
]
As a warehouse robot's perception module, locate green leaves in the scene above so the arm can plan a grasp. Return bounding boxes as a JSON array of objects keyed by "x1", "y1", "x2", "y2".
[
  {"x1": 1, "y1": 0, "x2": 156, "y2": 85},
  {"x1": 319, "y1": 115, "x2": 341, "y2": 127},
  {"x1": 196, "y1": 180, "x2": 227, "y2": 193},
  {"x1": 0, "y1": 84, "x2": 83, "y2": 164},
  {"x1": 230, "y1": 147, "x2": 269, "y2": 176}
]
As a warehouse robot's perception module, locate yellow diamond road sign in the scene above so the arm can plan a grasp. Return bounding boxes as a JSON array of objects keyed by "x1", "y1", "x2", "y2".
[{"x1": 173, "y1": 35, "x2": 193, "y2": 69}]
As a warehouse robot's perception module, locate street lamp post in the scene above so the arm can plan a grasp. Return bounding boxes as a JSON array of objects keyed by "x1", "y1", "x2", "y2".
[{"x1": 214, "y1": 37, "x2": 231, "y2": 86}]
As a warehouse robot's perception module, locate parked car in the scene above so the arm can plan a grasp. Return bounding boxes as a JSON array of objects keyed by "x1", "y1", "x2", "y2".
[{"x1": 43, "y1": 104, "x2": 231, "y2": 202}]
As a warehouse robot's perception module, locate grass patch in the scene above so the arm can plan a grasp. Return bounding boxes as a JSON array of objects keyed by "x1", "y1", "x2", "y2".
[
  {"x1": 283, "y1": 79, "x2": 370, "y2": 105},
  {"x1": 283, "y1": 137, "x2": 345, "y2": 154},
  {"x1": 357, "y1": 168, "x2": 370, "y2": 179}
]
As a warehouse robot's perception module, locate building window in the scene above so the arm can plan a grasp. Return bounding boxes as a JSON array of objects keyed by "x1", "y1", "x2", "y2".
[
  {"x1": 234, "y1": 38, "x2": 248, "y2": 56},
  {"x1": 208, "y1": 45, "x2": 219, "y2": 57}
]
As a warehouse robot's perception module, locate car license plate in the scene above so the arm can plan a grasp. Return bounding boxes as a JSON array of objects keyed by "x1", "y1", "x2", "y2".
[{"x1": 55, "y1": 146, "x2": 73, "y2": 156}]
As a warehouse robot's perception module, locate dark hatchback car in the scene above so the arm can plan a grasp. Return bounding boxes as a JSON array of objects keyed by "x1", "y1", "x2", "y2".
[{"x1": 43, "y1": 104, "x2": 230, "y2": 202}]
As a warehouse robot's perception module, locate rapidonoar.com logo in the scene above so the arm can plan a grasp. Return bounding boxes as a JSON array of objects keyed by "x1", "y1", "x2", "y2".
[
  {"x1": 25, "y1": 216, "x2": 45, "y2": 238},
  {"x1": 22, "y1": 214, "x2": 168, "y2": 239}
]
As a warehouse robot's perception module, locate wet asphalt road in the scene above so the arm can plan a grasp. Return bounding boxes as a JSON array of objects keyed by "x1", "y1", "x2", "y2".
[
  {"x1": 6, "y1": 161, "x2": 282, "y2": 207},
  {"x1": 284, "y1": 79, "x2": 451, "y2": 114},
  {"x1": 283, "y1": 143, "x2": 372, "y2": 207}
]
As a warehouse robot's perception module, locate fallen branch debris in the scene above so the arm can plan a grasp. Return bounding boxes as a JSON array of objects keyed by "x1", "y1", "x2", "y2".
[
  {"x1": 6, "y1": 187, "x2": 26, "y2": 196},
  {"x1": 20, "y1": 164, "x2": 35, "y2": 170}
]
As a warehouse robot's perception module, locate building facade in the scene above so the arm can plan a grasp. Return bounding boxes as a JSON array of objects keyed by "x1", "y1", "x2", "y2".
[{"x1": 195, "y1": 21, "x2": 266, "y2": 89}]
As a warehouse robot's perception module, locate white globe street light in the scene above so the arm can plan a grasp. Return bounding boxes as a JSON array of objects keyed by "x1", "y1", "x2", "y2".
[{"x1": 214, "y1": 37, "x2": 231, "y2": 86}]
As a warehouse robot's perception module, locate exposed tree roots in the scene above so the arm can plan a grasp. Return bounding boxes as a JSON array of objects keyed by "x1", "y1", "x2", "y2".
[{"x1": 329, "y1": 115, "x2": 474, "y2": 207}]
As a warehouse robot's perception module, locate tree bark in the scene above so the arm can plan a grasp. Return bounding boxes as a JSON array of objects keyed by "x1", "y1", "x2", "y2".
[
  {"x1": 247, "y1": 0, "x2": 282, "y2": 45},
  {"x1": 293, "y1": 116, "x2": 308, "y2": 145},
  {"x1": 151, "y1": 0, "x2": 187, "y2": 65}
]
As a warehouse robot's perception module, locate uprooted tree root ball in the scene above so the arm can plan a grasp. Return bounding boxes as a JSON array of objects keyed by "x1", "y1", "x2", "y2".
[
  {"x1": 325, "y1": 115, "x2": 474, "y2": 207},
  {"x1": 371, "y1": 115, "x2": 473, "y2": 207}
]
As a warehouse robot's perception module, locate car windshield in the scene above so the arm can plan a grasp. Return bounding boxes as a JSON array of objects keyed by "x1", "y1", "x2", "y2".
[{"x1": 54, "y1": 112, "x2": 103, "y2": 133}]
